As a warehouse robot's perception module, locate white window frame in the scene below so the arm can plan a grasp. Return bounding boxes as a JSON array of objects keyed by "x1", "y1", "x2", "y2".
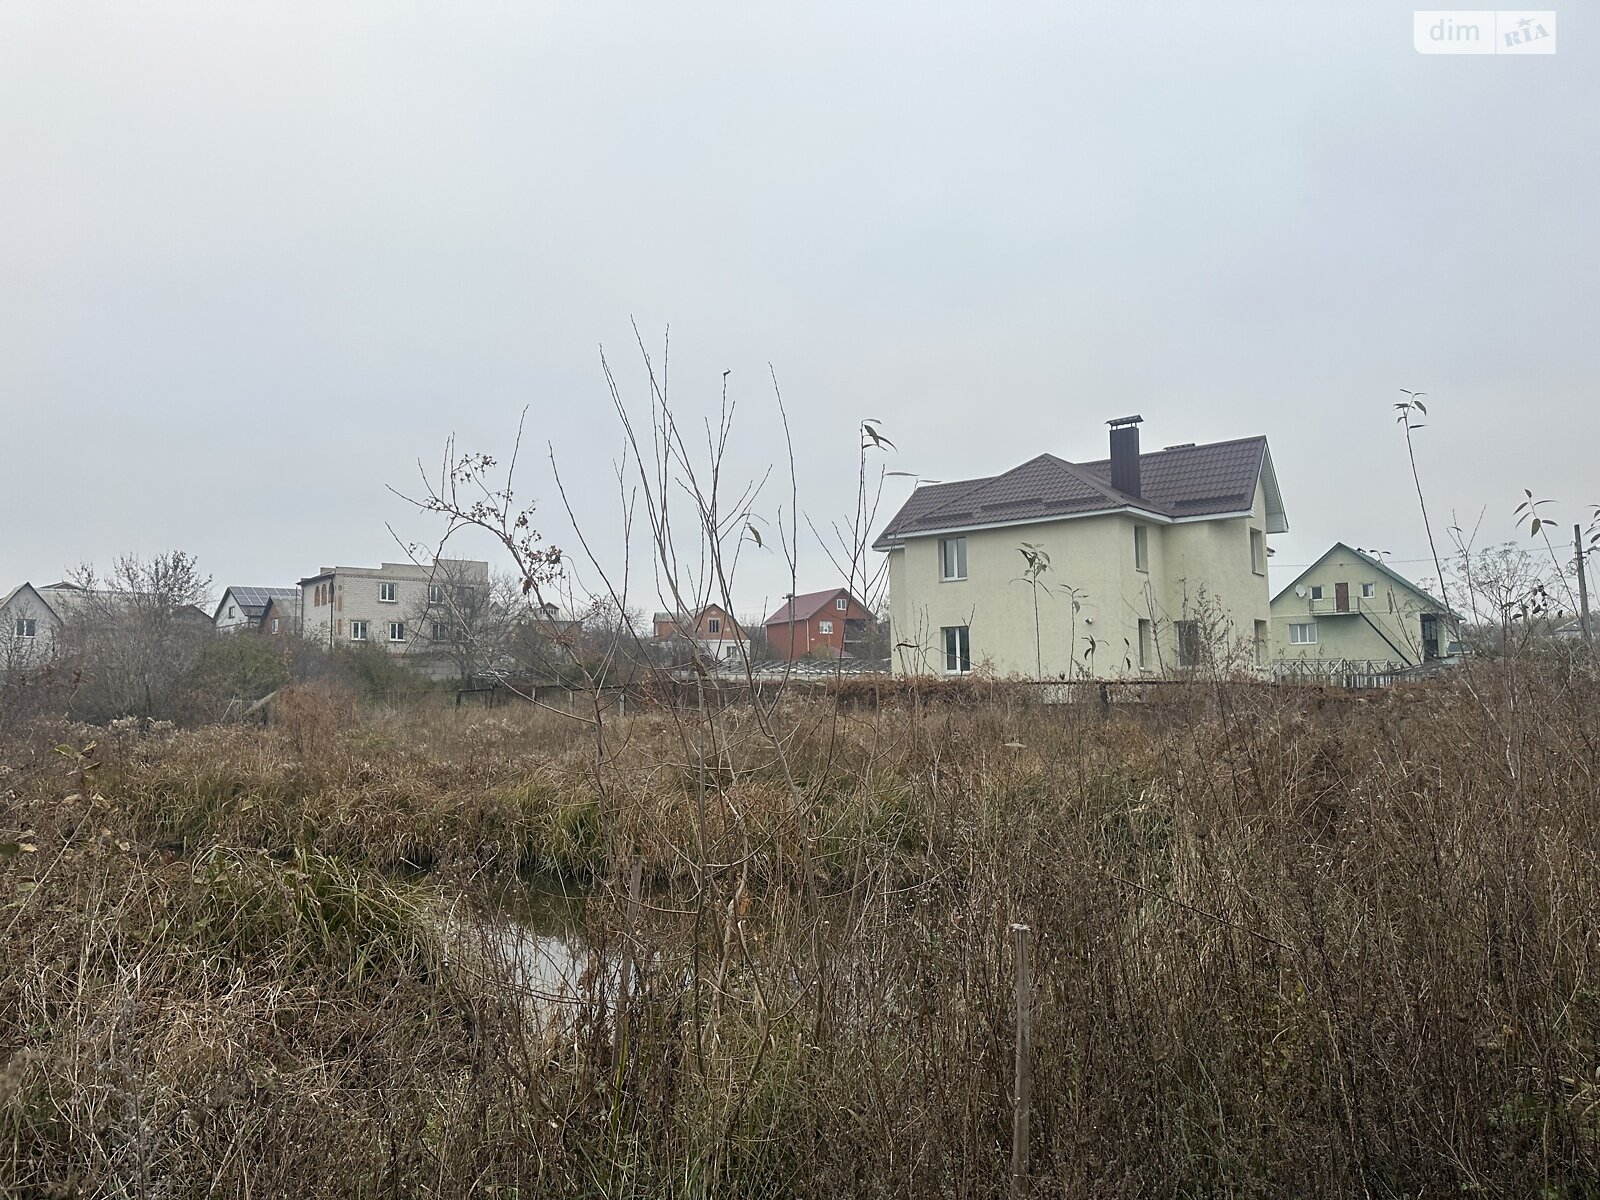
[
  {"x1": 431, "y1": 621, "x2": 448, "y2": 641},
  {"x1": 1137, "y1": 618, "x2": 1152, "y2": 670},
  {"x1": 1133, "y1": 525, "x2": 1149, "y2": 572},
  {"x1": 379, "y1": 582, "x2": 398, "y2": 603},
  {"x1": 939, "y1": 537, "x2": 968, "y2": 582},
  {"x1": 350, "y1": 620, "x2": 368, "y2": 642},
  {"x1": 227, "y1": 605, "x2": 236, "y2": 619},
  {"x1": 14, "y1": 617, "x2": 36, "y2": 639},
  {"x1": 270, "y1": 617, "x2": 280, "y2": 634},
  {"x1": 429, "y1": 583, "x2": 444, "y2": 603},
  {"x1": 818, "y1": 619, "x2": 834, "y2": 634},
  {"x1": 942, "y1": 625, "x2": 971, "y2": 674},
  {"x1": 1175, "y1": 620, "x2": 1202, "y2": 668},
  {"x1": 388, "y1": 621, "x2": 406, "y2": 643},
  {"x1": 1289, "y1": 622, "x2": 1318, "y2": 645},
  {"x1": 1309, "y1": 585, "x2": 1324, "y2": 602},
  {"x1": 1250, "y1": 529, "x2": 1266, "y2": 575},
  {"x1": 1255, "y1": 620, "x2": 1269, "y2": 666},
  {"x1": 835, "y1": 596, "x2": 848, "y2": 611},
  {"x1": 707, "y1": 616, "x2": 722, "y2": 634},
  {"x1": 1361, "y1": 582, "x2": 1376, "y2": 599}
]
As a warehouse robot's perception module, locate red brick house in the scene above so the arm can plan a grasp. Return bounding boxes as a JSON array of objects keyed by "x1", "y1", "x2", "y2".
[
  {"x1": 763, "y1": 588, "x2": 872, "y2": 661},
  {"x1": 652, "y1": 603, "x2": 747, "y2": 661}
]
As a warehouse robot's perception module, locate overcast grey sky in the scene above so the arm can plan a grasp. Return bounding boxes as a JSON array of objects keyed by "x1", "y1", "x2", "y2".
[{"x1": 2, "y1": 2, "x2": 1594, "y2": 618}]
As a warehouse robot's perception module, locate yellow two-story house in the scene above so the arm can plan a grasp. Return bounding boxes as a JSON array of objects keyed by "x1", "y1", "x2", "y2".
[{"x1": 874, "y1": 416, "x2": 1288, "y2": 678}]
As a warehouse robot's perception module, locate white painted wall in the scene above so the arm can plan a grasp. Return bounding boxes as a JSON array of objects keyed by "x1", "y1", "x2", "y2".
[{"x1": 1, "y1": 586, "x2": 64, "y2": 662}]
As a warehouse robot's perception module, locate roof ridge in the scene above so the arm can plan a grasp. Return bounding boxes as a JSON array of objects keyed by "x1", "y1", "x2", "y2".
[{"x1": 1041, "y1": 453, "x2": 1158, "y2": 511}]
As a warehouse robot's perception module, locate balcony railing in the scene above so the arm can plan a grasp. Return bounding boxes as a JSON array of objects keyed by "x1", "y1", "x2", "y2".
[{"x1": 1295, "y1": 595, "x2": 1383, "y2": 616}]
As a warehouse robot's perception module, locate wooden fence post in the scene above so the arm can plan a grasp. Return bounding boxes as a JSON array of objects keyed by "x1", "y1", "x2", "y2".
[{"x1": 1011, "y1": 922, "x2": 1032, "y2": 1199}]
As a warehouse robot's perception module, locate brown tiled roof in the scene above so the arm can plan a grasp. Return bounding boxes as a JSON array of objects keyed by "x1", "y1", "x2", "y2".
[{"x1": 873, "y1": 436, "x2": 1275, "y2": 550}]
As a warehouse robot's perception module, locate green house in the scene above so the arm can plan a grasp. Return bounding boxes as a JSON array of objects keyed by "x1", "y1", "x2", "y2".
[{"x1": 1271, "y1": 543, "x2": 1461, "y2": 668}]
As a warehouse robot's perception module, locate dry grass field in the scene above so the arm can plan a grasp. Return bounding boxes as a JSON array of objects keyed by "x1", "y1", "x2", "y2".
[{"x1": 3, "y1": 654, "x2": 1599, "y2": 1197}]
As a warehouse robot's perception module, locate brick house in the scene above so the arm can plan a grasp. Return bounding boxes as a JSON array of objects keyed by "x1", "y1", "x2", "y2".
[
  {"x1": 257, "y1": 594, "x2": 298, "y2": 637},
  {"x1": 297, "y1": 559, "x2": 491, "y2": 678},
  {"x1": 652, "y1": 604, "x2": 747, "y2": 661},
  {"x1": 763, "y1": 588, "x2": 872, "y2": 660}
]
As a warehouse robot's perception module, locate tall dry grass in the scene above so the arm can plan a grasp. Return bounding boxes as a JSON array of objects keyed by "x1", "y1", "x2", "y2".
[{"x1": 3, "y1": 653, "x2": 1600, "y2": 1196}]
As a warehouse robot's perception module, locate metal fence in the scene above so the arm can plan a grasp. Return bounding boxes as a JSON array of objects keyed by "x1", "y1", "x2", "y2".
[{"x1": 1269, "y1": 658, "x2": 1423, "y2": 689}]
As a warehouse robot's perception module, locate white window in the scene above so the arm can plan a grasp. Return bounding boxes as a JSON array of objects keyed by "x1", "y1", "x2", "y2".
[
  {"x1": 1255, "y1": 620, "x2": 1269, "y2": 666},
  {"x1": 1309, "y1": 585, "x2": 1324, "y2": 601},
  {"x1": 270, "y1": 617, "x2": 280, "y2": 634},
  {"x1": 1175, "y1": 621, "x2": 1202, "y2": 668},
  {"x1": 1250, "y1": 529, "x2": 1266, "y2": 575},
  {"x1": 1137, "y1": 618, "x2": 1152, "y2": 669},
  {"x1": 1361, "y1": 582, "x2": 1376, "y2": 599},
  {"x1": 1289, "y1": 622, "x2": 1318, "y2": 645},
  {"x1": 429, "y1": 584, "x2": 444, "y2": 603},
  {"x1": 14, "y1": 618, "x2": 36, "y2": 639},
  {"x1": 379, "y1": 582, "x2": 398, "y2": 603},
  {"x1": 228, "y1": 605, "x2": 236, "y2": 619},
  {"x1": 388, "y1": 621, "x2": 406, "y2": 643},
  {"x1": 818, "y1": 620, "x2": 834, "y2": 634},
  {"x1": 835, "y1": 596, "x2": 847, "y2": 611},
  {"x1": 350, "y1": 620, "x2": 368, "y2": 641},
  {"x1": 707, "y1": 617, "x2": 722, "y2": 634},
  {"x1": 942, "y1": 625, "x2": 971, "y2": 674},
  {"x1": 431, "y1": 621, "x2": 448, "y2": 641},
  {"x1": 940, "y1": 537, "x2": 967, "y2": 581},
  {"x1": 1133, "y1": 525, "x2": 1149, "y2": 572}
]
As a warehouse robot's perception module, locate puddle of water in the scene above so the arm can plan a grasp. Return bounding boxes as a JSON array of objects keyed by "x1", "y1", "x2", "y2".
[{"x1": 443, "y1": 872, "x2": 605, "y2": 1017}]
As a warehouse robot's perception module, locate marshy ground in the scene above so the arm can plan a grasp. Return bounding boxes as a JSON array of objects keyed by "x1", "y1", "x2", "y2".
[{"x1": 3, "y1": 659, "x2": 1599, "y2": 1197}]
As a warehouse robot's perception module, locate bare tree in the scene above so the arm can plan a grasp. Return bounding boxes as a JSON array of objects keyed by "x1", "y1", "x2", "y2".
[
  {"x1": 60, "y1": 551, "x2": 214, "y2": 722},
  {"x1": 405, "y1": 563, "x2": 518, "y2": 683}
]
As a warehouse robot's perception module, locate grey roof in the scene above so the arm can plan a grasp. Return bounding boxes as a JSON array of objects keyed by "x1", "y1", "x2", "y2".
[
  {"x1": 873, "y1": 436, "x2": 1283, "y2": 550},
  {"x1": 216, "y1": 586, "x2": 297, "y2": 621}
]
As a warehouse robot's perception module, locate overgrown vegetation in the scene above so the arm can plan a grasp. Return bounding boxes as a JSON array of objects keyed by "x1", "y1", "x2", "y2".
[{"x1": 4, "y1": 648, "x2": 1600, "y2": 1196}]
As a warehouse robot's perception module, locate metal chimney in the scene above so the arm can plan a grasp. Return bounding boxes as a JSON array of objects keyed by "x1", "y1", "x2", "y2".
[{"x1": 1108, "y1": 414, "x2": 1143, "y2": 497}]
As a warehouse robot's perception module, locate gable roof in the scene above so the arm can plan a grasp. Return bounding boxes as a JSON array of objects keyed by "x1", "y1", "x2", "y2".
[
  {"x1": 215, "y1": 586, "x2": 297, "y2": 621},
  {"x1": 872, "y1": 436, "x2": 1285, "y2": 550},
  {"x1": 651, "y1": 605, "x2": 744, "y2": 637},
  {"x1": 1270, "y1": 543, "x2": 1460, "y2": 617},
  {"x1": 1, "y1": 582, "x2": 66, "y2": 626},
  {"x1": 764, "y1": 588, "x2": 861, "y2": 626}
]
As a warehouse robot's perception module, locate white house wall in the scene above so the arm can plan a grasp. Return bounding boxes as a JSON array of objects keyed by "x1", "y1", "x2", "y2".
[{"x1": 1, "y1": 587, "x2": 64, "y2": 661}]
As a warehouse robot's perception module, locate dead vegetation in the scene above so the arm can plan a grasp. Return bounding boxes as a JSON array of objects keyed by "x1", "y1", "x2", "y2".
[{"x1": 3, "y1": 652, "x2": 1600, "y2": 1196}]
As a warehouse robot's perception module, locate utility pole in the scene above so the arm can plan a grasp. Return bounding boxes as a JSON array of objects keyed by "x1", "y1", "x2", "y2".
[{"x1": 1576, "y1": 524, "x2": 1593, "y2": 643}]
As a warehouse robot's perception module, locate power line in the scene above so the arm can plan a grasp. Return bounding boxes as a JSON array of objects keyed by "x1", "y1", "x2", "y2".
[{"x1": 1272, "y1": 556, "x2": 1441, "y2": 570}]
